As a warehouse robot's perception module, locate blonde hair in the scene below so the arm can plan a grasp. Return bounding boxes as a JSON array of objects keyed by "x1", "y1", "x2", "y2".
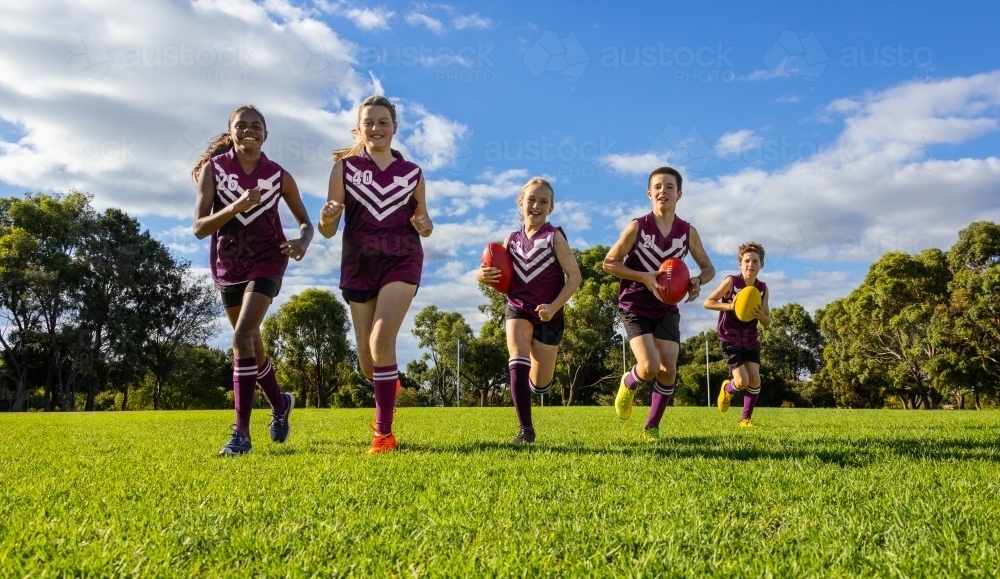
[
  {"x1": 332, "y1": 95, "x2": 398, "y2": 161},
  {"x1": 516, "y1": 177, "x2": 555, "y2": 222},
  {"x1": 738, "y1": 241, "x2": 765, "y2": 264},
  {"x1": 190, "y1": 105, "x2": 266, "y2": 181}
]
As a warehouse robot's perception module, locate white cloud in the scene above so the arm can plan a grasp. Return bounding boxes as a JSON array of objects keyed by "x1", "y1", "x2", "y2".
[
  {"x1": 319, "y1": 1, "x2": 394, "y2": 31},
  {"x1": 400, "y1": 104, "x2": 469, "y2": 172},
  {"x1": 405, "y1": 12, "x2": 446, "y2": 34},
  {"x1": 0, "y1": 0, "x2": 374, "y2": 217},
  {"x1": 452, "y1": 13, "x2": 493, "y2": 30},
  {"x1": 425, "y1": 168, "x2": 527, "y2": 217},
  {"x1": 599, "y1": 152, "x2": 672, "y2": 176},
  {"x1": 676, "y1": 72, "x2": 1000, "y2": 262},
  {"x1": 714, "y1": 129, "x2": 764, "y2": 157}
]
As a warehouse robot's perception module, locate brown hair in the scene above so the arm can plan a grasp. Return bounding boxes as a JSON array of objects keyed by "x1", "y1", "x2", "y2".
[
  {"x1": 332, "y1": 95, "x2": 398, "y2": 161},
  {"x1": 738, "y1": 241, "x2": 765, "y2": 264},
  {"x1": 647, "y1": 166, "x2": 683, "y2": 191},
  {"x1": 190, "y1": 105, "x2": 266, "y2": 181}
]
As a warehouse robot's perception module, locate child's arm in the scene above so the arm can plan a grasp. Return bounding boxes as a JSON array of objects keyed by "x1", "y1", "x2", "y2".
[
  {"x1": 409, "y1": 175, "x2": 433, "y2": 237},
  {"x1": 192, "y1": 164, "x2": 260, "y2": 239},
  {"x1": 685, "y1": 226, "x2": 716, "y2": 303},
  {"x1": 476, "y1": 234, "x2": 512, "y2": 285},
  {"x1": 536, "y1": 231, "x2": 582, "y2": 322},
  {"x1": 703, "y1": 277, "x2": 734, "y2": 312},
  {"x1": 602, "y1": 220, "x2": 664, "y2": 301},
  {"x1": 278, "y1": 172, "x2": 313, "y2": 261},
  {"x1": 755, "y1": 287, "x2": 771, "y2": 327},
  {"x1": 319, "y1": 161, "x2": 345, "y2": 238}
]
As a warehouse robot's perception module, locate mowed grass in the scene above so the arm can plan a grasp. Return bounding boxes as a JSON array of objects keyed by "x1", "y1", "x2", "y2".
[{"x1": 2, "y1": 407, "x2": 1000, "y2": 578}]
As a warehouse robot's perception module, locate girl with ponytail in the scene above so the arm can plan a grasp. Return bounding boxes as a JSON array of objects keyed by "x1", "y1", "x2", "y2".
[
  {"x1": 192, "y1": 105, "x2": 314, "y2": 456},
  {"x1": 319, "y1": 95, "x2": 433, "y2": 454}
]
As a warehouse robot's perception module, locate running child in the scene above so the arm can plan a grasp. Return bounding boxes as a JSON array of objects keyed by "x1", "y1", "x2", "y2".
[
  {"x1": 476, "y1": 178, "x2": 582, "y2": 446},
  {"x1": 704, "y1": 242, "x2": 771, "y2": 428},
  {"x1": 603, "y1": 166, "x2": 714, "y2": 440},
  {"x1": 319, "y1": 95, "x2": 433, "y2": 454},
  {"x1": 192, "y1": 105, "x2": 314, "y2": 456}
]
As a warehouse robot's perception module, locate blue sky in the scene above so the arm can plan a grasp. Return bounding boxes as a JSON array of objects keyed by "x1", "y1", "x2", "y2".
[{"x1": 1, "y1": 0, "x2": 999, "y2": 363}]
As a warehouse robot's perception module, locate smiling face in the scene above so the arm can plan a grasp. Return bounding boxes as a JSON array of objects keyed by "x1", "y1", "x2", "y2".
[
  {"x1": 229, "y1": 109, "x2": 266, "y2": 153},
  {"x1": 647, "y1": 173, "x2": 681, "y2": 211},
  {"x1": 739, "y1": 251, "x2": 762, "y2": 280},
  {"x1": 358, "y1": 105, "x2": 397, "y2": 151},
  {"x1": 518, "y1": 183, "x2": 554, "y2": 227}
]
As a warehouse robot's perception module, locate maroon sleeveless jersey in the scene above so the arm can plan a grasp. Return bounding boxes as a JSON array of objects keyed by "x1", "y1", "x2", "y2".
[
  {"x1": 340, "y1": 149, "x2": 424, "y2": 291},
  {"x1": 618, "y1": 213, "x2": 691, "y2": 319},
  {"x1": 209, "y1": 150, "x2": 288, "y2": 286},
  {"x1": 507, "y1": 223, "x2": 567, "y2": 323},
  {"x1": 717, "y1": 274, "x2": 767, "y2": 348}
]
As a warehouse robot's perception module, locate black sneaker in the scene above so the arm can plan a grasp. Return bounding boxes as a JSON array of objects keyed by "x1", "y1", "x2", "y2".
[
  {"x1": 511, "y1": 428, "x2": 536, "y2": 446},
  {"x1": 269, "y1": 392, "x2": 294, "y2": 443},
  {"x1": 219, "y1": 426, "x2": 252, "y2": 456}
]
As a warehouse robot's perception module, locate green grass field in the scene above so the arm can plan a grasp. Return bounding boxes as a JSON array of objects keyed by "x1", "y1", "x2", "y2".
[{"x1": 2, "y1": 407, "x2": 1000, "y2": 578}]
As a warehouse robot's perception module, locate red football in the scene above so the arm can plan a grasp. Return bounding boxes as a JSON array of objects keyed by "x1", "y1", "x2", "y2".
[
  {"x1": 656, "y1": 258, "x2": 691, "y2": 305},
  {"x1": 481, "y1": 242, "x2": 513, "y2": 294}
]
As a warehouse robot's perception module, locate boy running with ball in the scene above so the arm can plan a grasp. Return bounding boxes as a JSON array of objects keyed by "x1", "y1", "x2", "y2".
[
  {"x1": 704, "y1": 242, "x2": 771, "y2": 428},
  {"x1": 603, "y1": 166, "x2": 714, "y2": 440}
]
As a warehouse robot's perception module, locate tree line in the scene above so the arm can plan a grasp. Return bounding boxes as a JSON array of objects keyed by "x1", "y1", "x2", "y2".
[{"x1": 3, "y1": 191, "x2": 997, "y2": 411}]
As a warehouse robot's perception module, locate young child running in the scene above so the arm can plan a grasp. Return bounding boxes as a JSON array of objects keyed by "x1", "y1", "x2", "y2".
[
  {"x1": 603, "y1": 166, "x2": 714, "y2": 440},
  {"x1": 704, "y1": 242, "x2": 771, "y2": 428},
  {"x1": 476, "y1": 178, "x2": 581, "y2": 446},
  {"x1": 319, "y1": 95, "x2": 433, "y2": 454},
  {"x1": 192, "y1": 105, "x2": 314, "y2": 456}
]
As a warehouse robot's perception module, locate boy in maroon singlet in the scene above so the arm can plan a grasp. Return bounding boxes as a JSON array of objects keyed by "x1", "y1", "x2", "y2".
[
  {"x1": 192, "y1": 105, "x2": 314, "y2": 456},
  {"x1": 704, "y1": 242, "x2": 771, "y2": 427},
  {"x1": 477, "y1": 178, "x2": 581, "y2": 445},
  {"x1": 318, "y1": 95, "x2": 433, "y2": 454},
  {"x1": 603, "y1": 166, "x2": 715, "y2": 441}
]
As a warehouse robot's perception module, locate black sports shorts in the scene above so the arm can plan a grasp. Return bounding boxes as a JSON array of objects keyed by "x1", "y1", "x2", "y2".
[
  {"x1": 720, "y1": 341, "x2": 761, "y2": 370},
  {"x1": 218, "y1": 277, "x2": 281, "y2": 309},
  {"x1": 505, "y1": 306, "x2": 565, "y2": 346},
  {"x1": 619, "y1": 309, "x2": 681, "y2": 343}
]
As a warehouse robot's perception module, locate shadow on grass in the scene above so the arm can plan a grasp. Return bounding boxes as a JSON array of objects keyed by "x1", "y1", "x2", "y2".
[{"x1": 395, "y1": 436, "x2": 1000, "y2": 468}]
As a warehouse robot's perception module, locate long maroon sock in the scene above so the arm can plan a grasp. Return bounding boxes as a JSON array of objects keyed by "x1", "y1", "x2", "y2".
[
  {"x1": 256, "y1": 358, "x2": 285, "y2": 413},
  {"x1": 644, "y1": 380, "x2": 675, "y2": 429},
  {"x1": 372, "y1": 364, "x2": 398, "y2": 434},
  {"x1": 509, "y1": 356, "x2": 532, "y2": 430},
  {"x1": 233, "y1": 356, "x2": 258, "y2": 434},
  {"x1": 725, "y1": 381, "x2": 739, "y2": 395},
  {"x1": 742, "y1": 386, "x2": 760, "y2": 420},
  {"x1": 624, "y1": 365, "x2": 643, "y2": 390}
]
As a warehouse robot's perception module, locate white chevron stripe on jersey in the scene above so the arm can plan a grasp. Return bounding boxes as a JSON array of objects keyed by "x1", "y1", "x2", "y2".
[
  {"x1": 344, "y1": 163, "x2": 420, "y2": 195},
  {"x1": 349, "y1": 179, "x2": 417, "y2": 209},
  {"x1": 513, "y1": 256, "x2": 557, "y2": 283},
  {"x1": 346, "y1": 185, "x2": 412, "y2": 221},
  {"x1": 511, "y1": 240, "x2": 550, "y2": 261},
  {"x1": 638, "y1": 231, "x2": 688, "y2": 259},
  {"x1": 633, "y1": 247, "x2": 658, "y2": 272},
  {"x1": 213, "y1": 166, "x2": 283, "y2": 226},
  {"x1": 512, "y1": 248, "x2": 554, "y2": 271}
]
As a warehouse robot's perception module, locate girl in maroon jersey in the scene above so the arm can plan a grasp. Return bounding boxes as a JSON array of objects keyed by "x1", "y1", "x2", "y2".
[
  {"x1": 319, "y1": 95, "x2": 433, "y2": 454},
  {"x1": 603, "y1": 166, "x2": 715, "y2": 441},
  {"x1": 476, "y1": 178, "x2": 581, "y2": 445},
  {"x1": 192, "y1": 105, "x2": 314, "y2": 456},
  {"x1": 704, "y1": 242, "x2": 771, "y2": 427}
]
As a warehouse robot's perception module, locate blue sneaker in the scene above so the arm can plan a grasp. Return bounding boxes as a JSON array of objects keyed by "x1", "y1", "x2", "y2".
[
  {"x1": 269, "y1": 392, "x2": 294, "y2": 443},
  {"x1": 219, "y1": 427, "x2": 252, "y2": 456}
]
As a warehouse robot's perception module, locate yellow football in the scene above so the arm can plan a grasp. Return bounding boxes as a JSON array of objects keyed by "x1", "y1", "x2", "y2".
[{"x1": 733, "y1": 286, "x2": 761, "y2": 322}]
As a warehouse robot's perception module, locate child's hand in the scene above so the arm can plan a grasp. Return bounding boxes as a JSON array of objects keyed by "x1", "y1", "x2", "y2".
[
  {"x1": 410, "y1": 213, "x2": 433, "y2": 236},
  {"x1": 279, "y1": 238, "x2": 309, "y2": 261},
  {"x1": 535, "y1": 304, "x2": 555, "y2": 322},
  {"x1": 643, "y1": 271, "x2": 665, "y2": 303},
  {"x1": 319, "y1": 200, "x2": 344, "y2": 224},
  {"x1": 234, "y1": 187, "x2": 262, "y2": 212},
  {"x1": 752, "y1": 304, "x2": 765, "y2": 321},
  {"x1": 477, "y1": 265, "x2": 501, "y2": 284},
  {"x1": 685, "y1": 277, "x2": 702, "y2": 303}
]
